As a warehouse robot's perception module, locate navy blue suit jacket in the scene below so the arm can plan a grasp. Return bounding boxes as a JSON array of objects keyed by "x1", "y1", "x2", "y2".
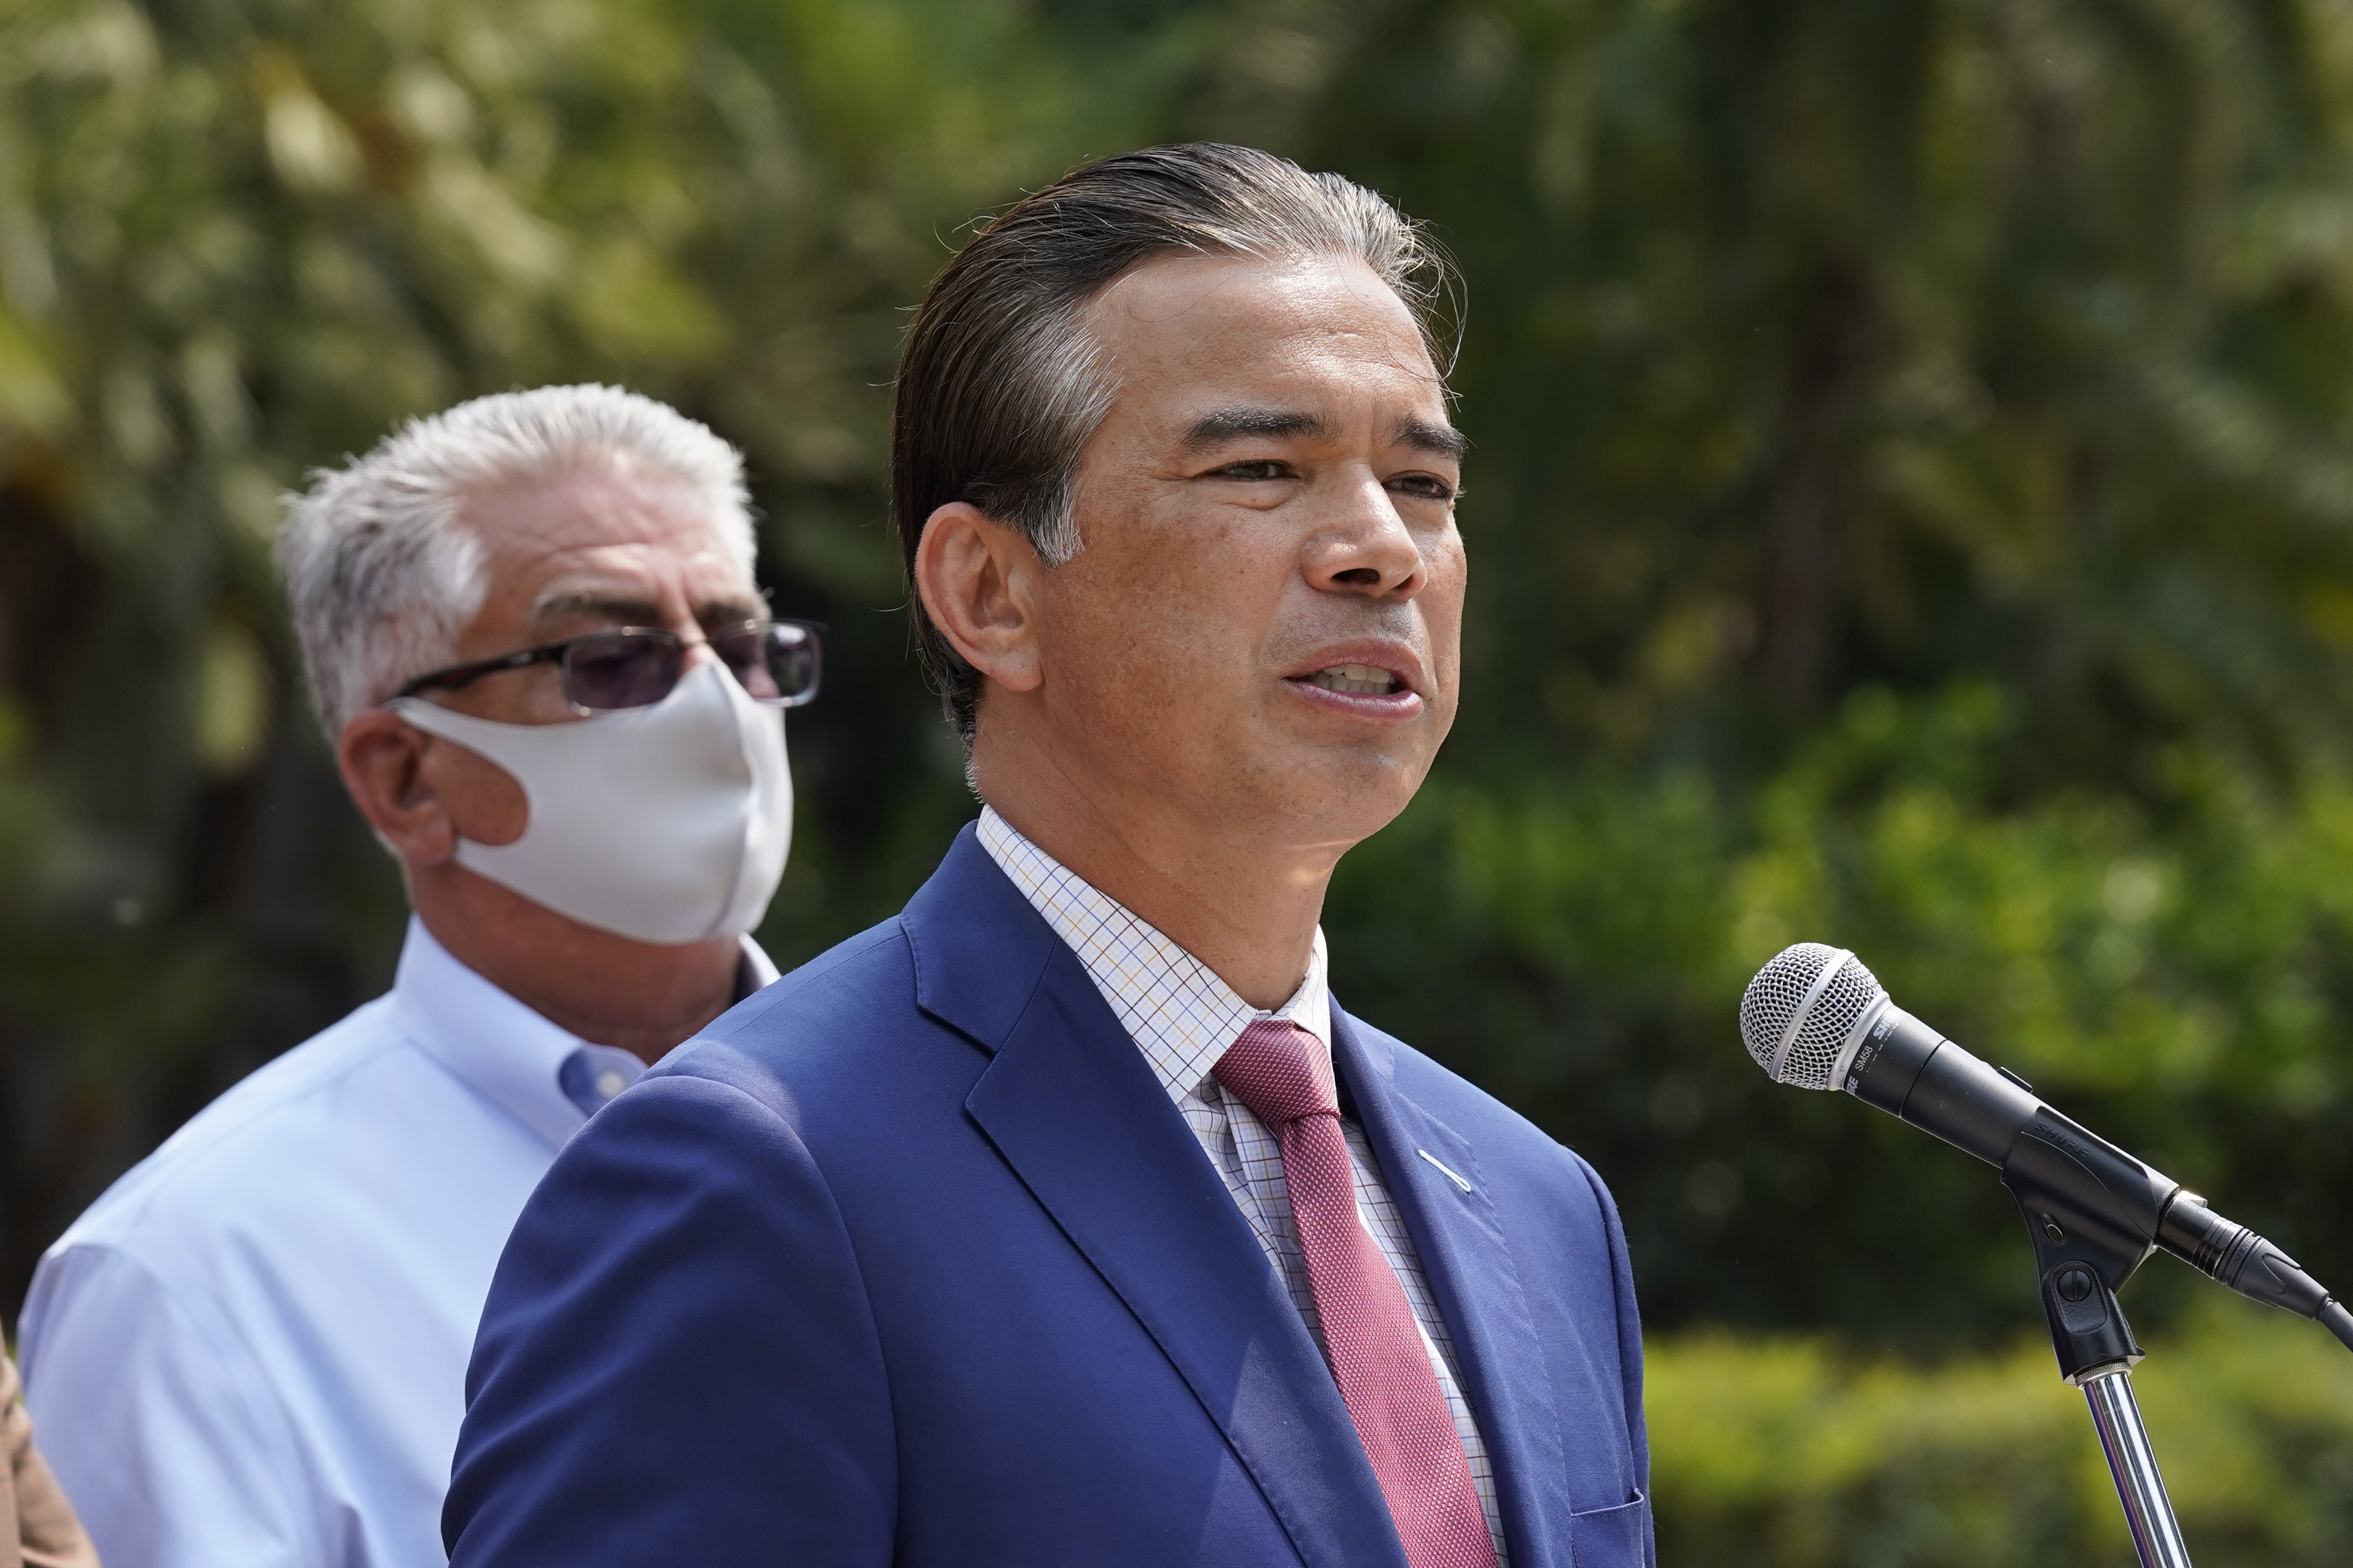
[{"x1": 445, "y1": 826, "x2": 1652, "y2": 1566}]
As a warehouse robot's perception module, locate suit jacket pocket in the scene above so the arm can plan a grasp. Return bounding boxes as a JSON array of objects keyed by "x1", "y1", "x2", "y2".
[{"x1": 1566, "y1": 1489, "x2": 1650, "y2": 1568}]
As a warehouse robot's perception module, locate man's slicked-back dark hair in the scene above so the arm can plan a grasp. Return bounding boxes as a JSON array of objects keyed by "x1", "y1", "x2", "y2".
[{"x1": 891, "y1": 142, "x2": 1453, "y2": 742}]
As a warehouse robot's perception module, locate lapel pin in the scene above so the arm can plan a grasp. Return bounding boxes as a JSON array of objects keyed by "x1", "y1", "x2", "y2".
[{"x1": 1416, "y1": 1148, "x2": 1474, "y2": 1192}]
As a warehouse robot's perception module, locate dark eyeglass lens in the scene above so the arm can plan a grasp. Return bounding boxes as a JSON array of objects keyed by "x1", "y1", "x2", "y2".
[
  {"x1": 717, "y1": 623, "x2": 820, "y2": 704},
  {"x1": 716, "y1": 627, "x2": 779, "y2": 700},
  {"x1": 561, "y1": 634, "x2": 681, "y2": 711},
  {"x1": 765, "y1": 624, "x2": 820, "y2": 703}
]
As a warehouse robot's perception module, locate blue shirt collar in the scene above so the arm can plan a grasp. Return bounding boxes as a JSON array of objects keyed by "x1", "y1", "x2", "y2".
[
  {"x1": 392, "y1": 919, "x2": 589, "y2": 1151},
  {"x1": 390, "y1": 917, "x2": 782, "y2": 1150}
]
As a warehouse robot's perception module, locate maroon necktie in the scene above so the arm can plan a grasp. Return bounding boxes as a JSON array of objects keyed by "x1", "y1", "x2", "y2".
[{"x1": 1213, "y1": 1020, "x2": 1500, "y2": 1568}]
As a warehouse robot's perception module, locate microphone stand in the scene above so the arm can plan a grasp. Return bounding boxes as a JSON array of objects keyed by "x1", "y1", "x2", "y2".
[
  {"x1": 2004, "y1": 1155, "x2": 2192, "y2": 1567},
  {"x1": 2079, "y1": 1366, "x2": 2188, "y2": 1568}
]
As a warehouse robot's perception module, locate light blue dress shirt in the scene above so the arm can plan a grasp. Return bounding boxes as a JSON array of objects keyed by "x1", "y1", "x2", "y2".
[{"x1": 15, "y1": 917, "x2": 778, "y2": 1568}]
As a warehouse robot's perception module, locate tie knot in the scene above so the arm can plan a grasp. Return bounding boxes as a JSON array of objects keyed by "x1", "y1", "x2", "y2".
[{"x1": 1212, "y1": 1019, "x2": 1337, "y2": 1129}]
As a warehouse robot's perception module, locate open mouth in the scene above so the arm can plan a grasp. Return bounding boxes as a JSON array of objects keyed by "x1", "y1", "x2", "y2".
[{"x1": 1294, "y1": 663, "x2": 1405, "y2": 696}]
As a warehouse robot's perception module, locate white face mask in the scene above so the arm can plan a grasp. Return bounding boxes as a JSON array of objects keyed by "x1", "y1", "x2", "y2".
[{"x1": 385, "y1": 660, "x2": 792, "y2": 945}]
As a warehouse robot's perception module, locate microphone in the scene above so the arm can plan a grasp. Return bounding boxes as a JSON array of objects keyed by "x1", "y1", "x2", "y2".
[{"x1": 1740, "y1": 941, "x2": 2353, "y2": 1351}]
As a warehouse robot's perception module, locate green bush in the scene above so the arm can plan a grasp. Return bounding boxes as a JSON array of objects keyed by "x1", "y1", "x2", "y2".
[
  {"x1": 1331, "y1": 680, "x2": 2353, "y2": 1341},
  {"x1": 1650, "y1": 1300, "x2": 2353, "y2": 1566}
]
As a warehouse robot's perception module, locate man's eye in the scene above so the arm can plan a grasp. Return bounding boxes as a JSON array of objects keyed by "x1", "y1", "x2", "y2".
[
  {"x1": 1390, "y1": 474, "x2": 1458, "y2": 502},
  {"x1": 1206, "y1": 460, "x2": 1291, "y2": 482}
]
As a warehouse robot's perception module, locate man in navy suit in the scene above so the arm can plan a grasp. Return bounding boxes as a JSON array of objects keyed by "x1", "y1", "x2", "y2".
[{"x1": 445, "y1": 143, "x2": 1651, "y2": 1568}]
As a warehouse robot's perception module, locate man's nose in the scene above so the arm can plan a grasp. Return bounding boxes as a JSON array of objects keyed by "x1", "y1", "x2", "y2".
[{"x1": 1306, "y1": 477, "x2": 1428, "y2": 596}]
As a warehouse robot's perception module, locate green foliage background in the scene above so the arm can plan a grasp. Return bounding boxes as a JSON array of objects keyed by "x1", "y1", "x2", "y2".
[{"x1": 5, "y1": 0, "x2": 2353, "y2": 1558}]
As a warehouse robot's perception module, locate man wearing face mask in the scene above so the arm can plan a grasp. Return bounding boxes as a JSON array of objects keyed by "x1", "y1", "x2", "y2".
[{"x1": 15, "y1": 385, "x2": 814, "y2": 1568}]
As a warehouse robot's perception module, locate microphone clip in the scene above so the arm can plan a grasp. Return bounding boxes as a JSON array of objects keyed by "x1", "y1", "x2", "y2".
[
  {"x1": 2002, "y1": 1110, "x2": 2196, "y2": 1564},
  {"x1": 2000, "y1": 1108, "x2": 2167, "y2": 1382}
]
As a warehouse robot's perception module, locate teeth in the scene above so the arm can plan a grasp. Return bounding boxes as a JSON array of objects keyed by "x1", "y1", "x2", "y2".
[{"x1": 1305, "y1": 663, "x2": 1400, "y2": 695}]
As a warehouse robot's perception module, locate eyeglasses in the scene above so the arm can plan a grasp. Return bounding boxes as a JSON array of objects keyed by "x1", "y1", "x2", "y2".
[{"x1": 392, "y1": 619, "x2": 823, "y2": 714}]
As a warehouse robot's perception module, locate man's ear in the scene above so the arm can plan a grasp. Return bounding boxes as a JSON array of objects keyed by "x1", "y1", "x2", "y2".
[
  {"x1": 338, "y1": 710, "x2": 460, "y2": 867},
  {"x1": 913, "y1": 501, "x2": 1047, "y2": 695}
]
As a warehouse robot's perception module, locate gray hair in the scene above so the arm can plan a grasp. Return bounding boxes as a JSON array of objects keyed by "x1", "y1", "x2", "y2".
[
  {"x1": 891, "y1": 142, "x2": 1455, "y2": 742},
  {"x1": 278, "y1": 384, "x2": 753, "y2": 735}
]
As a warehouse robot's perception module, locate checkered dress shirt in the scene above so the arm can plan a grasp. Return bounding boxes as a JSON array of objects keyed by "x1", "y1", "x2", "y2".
[{"x1": 978, "y1": 808, "x2": 1507, "y2": 1562}]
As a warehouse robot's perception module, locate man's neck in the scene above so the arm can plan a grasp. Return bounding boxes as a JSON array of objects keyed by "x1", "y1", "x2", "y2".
[
  {"x1": 976, "y1": 754, "x2": 1337, "y2": 1011},
  {"x1": 409, "y1": 870, "x2": 743, "y2": 1062}
]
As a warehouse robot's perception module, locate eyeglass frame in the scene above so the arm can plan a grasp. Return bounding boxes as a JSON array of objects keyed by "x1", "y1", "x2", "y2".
[{"x1": 389, "y1": 618, "x2": 825, "y2": 715}]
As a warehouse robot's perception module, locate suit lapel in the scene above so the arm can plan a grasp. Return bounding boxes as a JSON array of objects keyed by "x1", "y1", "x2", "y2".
[
  {"x1": 903, "y1": 830, "x2": 1408, "y2": 1568},
  {"x1": 1333, "y1": 1009, "x2": 1568, "y2": 1568}
]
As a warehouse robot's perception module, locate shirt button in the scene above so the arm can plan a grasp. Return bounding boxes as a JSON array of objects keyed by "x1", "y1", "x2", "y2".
[{"x1": 595, "y1": 1070, "x2": 630, "y2": 1101}]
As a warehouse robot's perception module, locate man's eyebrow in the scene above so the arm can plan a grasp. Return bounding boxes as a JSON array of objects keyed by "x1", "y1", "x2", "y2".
[
  {"x1": 529, "y1": 592, "x2": 767, "y2": 630},
  {"x1": 532, "y1": 592, "x2": 663, "y2": 627},
  {"x1": 1182, "y1": 407, "x2": 1332, "y2": 451},
  {"x1": 697, "y1": 595, "x2": 770, "y2": 623},
  {"x1": 1396, "y1": 418, "x2": 1469, "y2": 460}
]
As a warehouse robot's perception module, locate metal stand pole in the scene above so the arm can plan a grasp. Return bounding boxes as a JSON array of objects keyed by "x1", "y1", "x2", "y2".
[
  {"x1": 2077, "y1": 1361, "x2": 2192, "y2": 1568},
  {"x1": 2002, "y1": 1152, "x2": 2195, "y2": 1567}
]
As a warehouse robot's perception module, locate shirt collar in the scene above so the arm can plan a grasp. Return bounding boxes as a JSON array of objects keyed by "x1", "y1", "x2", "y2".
[
  {"x1": 975, "y1": 805, "x2": 1330, "y2": 1112},
  {"x1": 391, "y1": 916, "x2": 783, "y2": 1150}
]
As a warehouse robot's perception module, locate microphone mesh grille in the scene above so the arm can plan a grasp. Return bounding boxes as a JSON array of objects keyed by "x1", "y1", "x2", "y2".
[{"x1": 1738, "y1": 942, "x2": 1887, "y2": 1091}]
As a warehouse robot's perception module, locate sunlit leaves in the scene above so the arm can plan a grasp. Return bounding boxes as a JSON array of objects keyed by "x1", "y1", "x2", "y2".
[
  {"x1": 1650, "y1": 1301, "x2": 2353, "y2": 1566},
  {"x1": 0, "y1": 0, "x2": 1161, "y2": 1297}
]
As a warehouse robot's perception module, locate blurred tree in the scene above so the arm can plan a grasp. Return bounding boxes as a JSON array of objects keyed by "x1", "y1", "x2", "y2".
[
  {"x1": 0, "y1": 0, "x2": 1150, "y2": 1308},
  {"x1": 8, "y1": 0, "x2": 2353, "y2": 1378},
  {"x1": 1649, "y1": 1298, "x2": 2353, "y2": 1566},
  {"x1": 1147, "y1": 0, "x2": 2353, "y2": 1346},
  {"x1": 16, "y1": 0, "x2": 2353, "y2": 1555}
]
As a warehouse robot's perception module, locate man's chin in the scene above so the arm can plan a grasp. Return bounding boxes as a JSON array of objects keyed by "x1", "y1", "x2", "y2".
[{"x1": 1232, "y1": 743, "x2": 1432, "y2": 842}]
